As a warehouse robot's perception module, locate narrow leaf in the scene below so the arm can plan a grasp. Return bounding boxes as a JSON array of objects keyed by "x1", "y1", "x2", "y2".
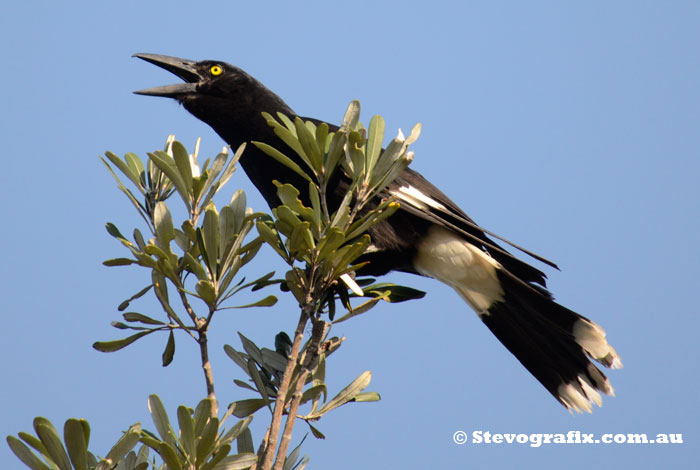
[
  {"x1": 64, "y1": 419, "x2": 88, "y2": 470},
  {"x1": 148, "y1": 395, "x2": 176, "y2": 447},
  {"x1": 92, "y1": 330, "x2": 155, "y2": 352},
  {"x1": 252, "y1": 141, "x2": 312, "y2": 183},
  {"x1": 227, "y1": 399, "x2": 267, "y2": 418},
  {"x1": 6, "y1": 436, "x2": 51, "y2": 470},
  {"x1": 104, "y1": 423, "x2": 141, "y2": 466},
  {"x1": 210, "y1": 453, "x2": 257, "y2": 470},
  {"x1": 177, "y1": 406, "x2": 195, "y2": 462},
  {"x1": 34, "y1": 422, "x2": 71, "y2": 470},
  {"x1": 225, "y1": 295, "x2": 277, "y2": 309},
  {"x1": 162, "y1": 330, "x2": 175, "y2": 367}
]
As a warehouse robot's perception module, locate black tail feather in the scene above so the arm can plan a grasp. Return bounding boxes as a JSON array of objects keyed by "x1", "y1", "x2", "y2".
[{"x1": 480, "y1": 272, "x2": 621, "y2": 412}]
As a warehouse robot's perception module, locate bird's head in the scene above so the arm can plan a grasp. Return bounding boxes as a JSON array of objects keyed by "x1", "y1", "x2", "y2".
[{"x1": 133, "y1": 53, "x2": 292, "y2": 143}]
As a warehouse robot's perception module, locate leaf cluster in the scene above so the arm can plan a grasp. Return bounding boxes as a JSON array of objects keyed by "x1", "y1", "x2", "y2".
[
  {"x1": 7, "y1": 395, "x2": 258, "y2": 470},
  {"x1": 254, "y1": 101, "x2": 424, "y2": 321},
  {"x1": 97, "y1": 137, "x2": 277, "y2": 363}
]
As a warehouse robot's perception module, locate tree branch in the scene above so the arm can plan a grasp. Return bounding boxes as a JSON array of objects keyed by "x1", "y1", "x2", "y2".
[
  {"x1": 259, "y1": 310, "x2": 309, "y2": 470},
  {"x1": 177, "y1": 287, "x2": 218, "y2": 418},
  {"x1": 272, "y1": 319, "x2": 326, "y2": 470}
]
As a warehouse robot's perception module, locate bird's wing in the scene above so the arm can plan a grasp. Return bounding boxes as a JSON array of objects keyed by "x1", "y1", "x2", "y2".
[
  {"x1": 386, "y1": 168, "x2": 557, "y2": 287},
  {"x1": 298, "y1": 115, "x2": 557, "y2": 286}
]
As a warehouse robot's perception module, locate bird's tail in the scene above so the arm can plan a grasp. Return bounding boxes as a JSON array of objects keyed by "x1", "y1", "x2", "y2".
[{"x1": 461, "y1": 272, "x2": 622, "y2": 413}]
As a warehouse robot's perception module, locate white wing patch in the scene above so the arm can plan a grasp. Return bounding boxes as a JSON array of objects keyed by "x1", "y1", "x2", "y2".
[
  {"x1": 392, "y1": 185, "x2": 447, "y2": 211},
  {"x1": 413, "y1": 226, "x2": 504, "y2": 315}
]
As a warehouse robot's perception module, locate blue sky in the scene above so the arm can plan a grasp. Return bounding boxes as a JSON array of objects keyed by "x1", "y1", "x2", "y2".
[{"x1": 1, "y1": 1, "x2": 698, "y2": 469}]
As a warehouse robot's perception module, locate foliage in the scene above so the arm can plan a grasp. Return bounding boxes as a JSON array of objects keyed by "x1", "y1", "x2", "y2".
[
  {"x1": 8, "y1": 101, "x2": 424, "y2": 470},
  {"x1": 96, "y1": 137, "x2": 276, "y2": 371}
]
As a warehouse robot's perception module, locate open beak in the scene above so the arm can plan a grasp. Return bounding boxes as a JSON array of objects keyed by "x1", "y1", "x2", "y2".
[{"x1": 133, "y1": 53, "x2": 201, "y2": 97}]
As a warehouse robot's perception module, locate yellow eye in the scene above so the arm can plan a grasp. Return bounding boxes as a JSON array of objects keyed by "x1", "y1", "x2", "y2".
[{"x1": 210, "y1": 65, "x2": 223, "y2": 76}]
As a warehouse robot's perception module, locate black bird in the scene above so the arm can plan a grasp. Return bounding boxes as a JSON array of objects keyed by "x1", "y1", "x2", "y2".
[{"x1": 134, "y1": 53, "x2": 622, "y2": 413}]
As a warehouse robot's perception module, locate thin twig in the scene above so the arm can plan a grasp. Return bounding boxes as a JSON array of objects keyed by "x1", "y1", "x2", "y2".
[
  {"x1": 177, "y1": 287, "x2": 218, "y2": 417},
  {"x1": 272, "y1": 369, "x2": 309, "y2": 470},
  {"x1": 259, "y1": 311, "x2": 309, "y2": 470},
  {"x1": 272, "y1": 319, "x2": 326, "y2": 470},
  {"x1": 198, "y1": 328, "x2": 218, "y2": 417}
]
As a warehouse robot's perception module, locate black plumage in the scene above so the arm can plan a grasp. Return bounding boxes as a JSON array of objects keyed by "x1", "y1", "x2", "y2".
[{"x1": 134, "y1": 53, "x2": 622, "y2": 412}]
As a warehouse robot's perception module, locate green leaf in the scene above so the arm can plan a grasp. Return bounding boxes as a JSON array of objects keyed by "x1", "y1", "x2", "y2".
[
  {"x1": 324, "y1": 132, "x2": 345, "y2": 181},
  {"x1": 34, "y1": 421, "x2": 71, "y2": 470},
  {"x1": 233, "y1": 379, "x2": 257, "y2": 393},
  {"x1": 6, "y1": 436, "x2": 51, "y2": 470},
  {"x1": 363, "y1": 283, "x2": 426, "y2": 302},
  {"x1": 125, "y1": 152, "x2": 145, "y2": 181},
  {"x1": 123, "y1": 312, "x2": 164, "y2": 325},
  {"x1": 149, "y1": 150, "x2": 192, "y2": 211},
  {"x1": 350, "y1": 391, "x2": 381, "y2": 402},
  {"x1": 274, "y1": 182, "x2": 315, "y2": 222},
  {"x1": 345, "y1": 201, "x2": 400, "y2": 240},
  {"x1": 332, "y1": 295, "x2": 385, "y2": 324},
  {"x1": 105, "y1": 222, "x2": 127, "y2": 241},
  {"x1": 227, "y1": 399, "x2": 267, "y2": 418},
  {"x1": 162, "y1": 330, "x2": 175, "y2": 367},
  {"x1": 193, "y1": 399, "x2": 212, "y2": 436},
  {"x1": 246, "y1": 359, "x2": 271, "y2": 408},
  {"x1": 220, "y1": 415, "x2": 254, "y2": 444},
  {"x1": 225, "y1": 295, "x2": 278, "y2": 309},
  {"x1": 329, "y1": 191, "x2": 353, "y2": 230},
  {"x1": 252, "y1": 141, "x2": 312, "y2": 183},
  {"x1": 184, "y1": 252, "x2": 209, "y2": 282},
  {"x1": 282, "y1": 435, "x2": 307, "y2": 470},
  {"x1": 197, "y1": 151, "x2": 227, "y2": 204},
  {"x1": 223, "y1": 345, "x2": 250, "y2": 375},
  {"x1": 64, "y1": 419, "x2": 88, "y2": 470},
  {"x1": 267, "y1": 118, "x2": 314, "y2": 172},
  {"x1": 117, "y1": 285, "x2": 153, "y2": 311},
  {"x1": 92, "y1": 330, "x2": 155, "y2": 352},
  {"x1": 332, "y1": 235, "x2": 371, "y2": 276},
  {"x1": 237, "y1": 333, "x2": 264, "y2": 366},
  {"x1": 177, "y1": 405, "x2": 195, "y2": 462},
  {"x1": 275, "y1": 205, "x2": 303, "y2": 231},
  {"x1": 261, "y1": 348, "x2": 288, "y2": 372},
  {"x1": 300, "y1": 384, "x2": 325, "y2": 405},
  {"x1": 195, "y1": 418, "x2": 218, "y2": 467},
  {"x1": 315, "y1": 122, "x2": 329, "y2": 153},
  {"x1": 236, "y1": 429, "x2": 254, "y2": 455},
  {"x1": 157, "y1": 442, "x2": 182, "y2": 470},
  {"x1": 103, "y1": 258, "x2": 136, "y2": 267},
  {"x1": 201, "y1": 443, "x2": 230, "y2": 470},
  {"x1": 256, "y1": 221, "x2": 288, "y2": 260},
  {"x1": 196, "y1": 280, "x2": 217, "y2": 306},
  {"x1": 17, "y1": 432, "x2": 49, "y2": 461},
  {"x1": 104, "y1": 423, "x2": 141, "y2": 466},
  {"x1": 210, "y1": 453, "x2": 257, "y2": 470},
  {"x1": 148, "y1": 395, "x2": 176, "y2": 447},
  {"x1": 202, "y1": 205, "x2": 220, "y2": 275},
  {"x1": 343, "y1": 100, "x2": 361, "y2": 129},
  {"x1": 294, "y1": 117, "x2": 322, "y2": 174},
  {"x1": 307, "y1": 422, "x2": 325, "y2": 440},
  {"x1": 171, "y1": 141, "x2": 194, "y2": 195},
  {"x1": 310, "y1": 371, "x2": 372, "y2": 418},
  {"x1": 104, "y1": 151, "x2": 144, "y2": 191},
  {"x1": 308, "y1": 182, "x2": 322, "y2": 227},
  {"x1": 315, "y1": 227, "x2": 345, "y2": 261},
  {"x1": 365, "y1": 114, "x2": 386, "y2": 174},
  {"x1": 288, "y1": 221, "x2": 314, "y2": 257},
  {"x1": 154, "y1": 202, "x2": 175, "y2": 248},
  {"x1": 345, "y1": 130, "x2": 366, "y2": 178}
]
